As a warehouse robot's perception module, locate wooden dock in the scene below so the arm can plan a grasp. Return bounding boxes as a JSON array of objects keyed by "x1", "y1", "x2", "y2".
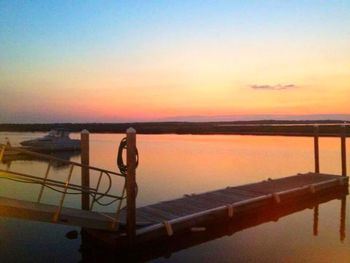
[
  {"x1": 82, "y1": 188, "x2": 348, "y2": 261},
  {"x1": 84, "y1": 172, "x2": 348, "y2": 250},
  {"x1": 118, "y1": 172, "x2": 347, "y2": 227},
  {"x1": 0, "y1": 171, "x2": 346, "y2": 240}
]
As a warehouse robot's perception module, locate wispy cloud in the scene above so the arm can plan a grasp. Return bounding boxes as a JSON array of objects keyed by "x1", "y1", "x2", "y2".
[{"x1": 250, "y1": 84, "x2": 297, "y2": 90}]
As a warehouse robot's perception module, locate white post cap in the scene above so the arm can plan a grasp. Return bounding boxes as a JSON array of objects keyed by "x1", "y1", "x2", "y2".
[{"x1": 127, "y1": 127, "x2": 136, "y2": 133}]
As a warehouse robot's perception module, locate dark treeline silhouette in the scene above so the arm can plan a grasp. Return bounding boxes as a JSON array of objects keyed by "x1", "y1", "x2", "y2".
[{"x1": 0, "y1": 120, "x2": 348, "y2": 136}]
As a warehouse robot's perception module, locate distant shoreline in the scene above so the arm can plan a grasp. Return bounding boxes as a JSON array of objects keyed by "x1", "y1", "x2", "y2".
[{"x1": 0, "y1": 120, "x2": 348, "y2": 137}]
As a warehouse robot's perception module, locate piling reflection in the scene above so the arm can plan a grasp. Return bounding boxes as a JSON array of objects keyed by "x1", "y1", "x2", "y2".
[
  {"x1": 80, "y1": 189, "x2": 348, "y2": 262},
  {"x1": 313, "y1": 205, "x2": 319, "y2": 236},
  {"x1": 340, "y1": 197, "x2": 346, "y2": 242}
]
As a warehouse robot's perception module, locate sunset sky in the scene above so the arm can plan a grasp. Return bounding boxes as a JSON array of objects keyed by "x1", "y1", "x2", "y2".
[{"x1": 1, "y1": 1, "x2": 349, "y2": 123}]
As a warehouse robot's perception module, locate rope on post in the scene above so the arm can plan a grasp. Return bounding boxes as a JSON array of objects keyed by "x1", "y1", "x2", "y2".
[
  {"x1": 117, "y1": 135, "x2": 139, "y2": 198},
  {"x1": 117, "y1": 137, "x2": 139, "y2": 175},
  {"x1": 163, "y1": 221, "x2": 174, "y2": 236}
]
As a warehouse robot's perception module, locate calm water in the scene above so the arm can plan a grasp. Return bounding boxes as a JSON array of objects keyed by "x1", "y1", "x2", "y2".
[{"x1": 0, "y1": 132, "x2": 349, "y2": 262}]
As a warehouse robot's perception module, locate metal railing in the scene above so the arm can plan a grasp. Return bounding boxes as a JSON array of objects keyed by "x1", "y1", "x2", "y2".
[{"x1": 0, "y1": 143, "x2": 127, "y2": 230}]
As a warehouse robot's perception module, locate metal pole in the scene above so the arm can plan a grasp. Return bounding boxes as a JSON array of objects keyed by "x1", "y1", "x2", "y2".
[
  {"x1": 81, "y1": 130, "x2": 90, "y2": 210},
  {"x1": 314, "y1": 125, "x2": 320, "y2": 173},
  {"x1": 126, "y1": 127, "x2": 137, "y2": 244}
]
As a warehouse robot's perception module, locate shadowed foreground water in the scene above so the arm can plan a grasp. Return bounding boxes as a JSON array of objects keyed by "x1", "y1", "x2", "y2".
[{"x1": 0, "y1": 132, "x2": 349, "y2": 262}]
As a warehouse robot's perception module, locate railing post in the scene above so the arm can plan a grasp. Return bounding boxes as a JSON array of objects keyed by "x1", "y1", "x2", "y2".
[
  {"x1": 314, "y1": 125, "x2": 320, "y2": 173},
  {"x1": 341, "y1": 125, "x2": 347, "y2": 177},
  {"x1": 126, "y1": 127, "x2": 137, "y2": 244},
  {"x1": 81, "y1": 130, "x2": 90, "y2": 210}
]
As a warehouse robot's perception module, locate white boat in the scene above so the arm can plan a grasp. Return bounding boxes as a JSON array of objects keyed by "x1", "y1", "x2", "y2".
[{"x1": 20, "y1": 129, "x2": 81, "y2": 152}]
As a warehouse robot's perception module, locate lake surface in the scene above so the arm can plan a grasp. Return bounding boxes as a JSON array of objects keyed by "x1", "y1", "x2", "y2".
[{"x1": 0, "y1": 132, "x2": 349, "y2": 262}]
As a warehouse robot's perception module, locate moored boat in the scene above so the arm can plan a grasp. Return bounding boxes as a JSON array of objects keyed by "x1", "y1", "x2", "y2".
[{"x1": 19, "y1": 129, "x2": 81, "y2": 152}]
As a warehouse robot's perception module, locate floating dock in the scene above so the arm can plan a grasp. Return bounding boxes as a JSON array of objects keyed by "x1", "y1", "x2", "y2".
[
  {"x1": 82, "y1": 188, "x2": 348, "y2": 261},
  {"x1": 84, "y1": 172, "x2": 348, "y2": 251},
  {"x1": 0, "y1": 170, "x2": 347, "y2": 251}
]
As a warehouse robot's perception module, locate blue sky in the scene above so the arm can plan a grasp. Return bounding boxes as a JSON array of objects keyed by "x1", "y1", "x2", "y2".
[{"x1": 1, "y1": 1, "x2": 350, "y2": 122}]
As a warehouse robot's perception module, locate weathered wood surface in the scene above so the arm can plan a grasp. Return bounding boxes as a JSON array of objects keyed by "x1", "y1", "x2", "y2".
[
  {"x1": 83, "y1": 189, "x2": 348, "y2": 260},
  {"x1": 81, "y1": 172, "x2": 349, "y2": 252},
  {"x1": 116, "y1": 172, "x2": 348, "y2": 226},
  {"x1": 0, "y1": 196, "x2": 117, "y2": 230}
]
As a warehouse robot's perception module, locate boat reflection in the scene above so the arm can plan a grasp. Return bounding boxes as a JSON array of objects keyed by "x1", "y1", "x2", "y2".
[
  {"x1": 80, "y1": 188, "x2": 348, "y2": 262},
  {"x1": 1, "y1": 151, "x2": 81, "y2": 169}
]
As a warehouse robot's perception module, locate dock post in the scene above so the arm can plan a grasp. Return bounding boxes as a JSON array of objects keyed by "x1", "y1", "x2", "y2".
[
  {"x1": 314, "y1": 125, "x2": 320, "y2": 173},
  {"x1": 126, "y1": 128, "x2": 137, "y2": 245},
  {"x1": 341, "y1": 125, "x2": 347, "y2": 177},
  {"x1": 81, "y1": 130, "x2": 90, "y2": 210}
]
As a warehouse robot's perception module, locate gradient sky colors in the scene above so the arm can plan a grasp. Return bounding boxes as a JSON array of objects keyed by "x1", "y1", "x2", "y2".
[{"x1": 1, "y1": 1, "x2": 349, "y2": 123}]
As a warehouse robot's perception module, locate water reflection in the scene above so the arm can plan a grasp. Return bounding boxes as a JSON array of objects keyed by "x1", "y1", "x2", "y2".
[
  {"x1": 313, "y1": 205, "x2": 319, "y2": 236},
  {"x1": 80, "y1": 189, "x2": 348, "y2": 262},
  {"x1": 340, "y1": 197, "x2": 346, "y2": 242},
  {"x1": 1, "y1": 151, "x2": 81, "y2": 169},
  {"x1": 0, "y1": 133, "x2": 349, "y2": 262}
]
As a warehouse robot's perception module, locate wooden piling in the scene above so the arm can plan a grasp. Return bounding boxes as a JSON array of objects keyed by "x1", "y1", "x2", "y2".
[
  {"x1": 126, "y1": 128, "x2": 137, "y2": 244},
  {"x1": 81, "y1": 130, "x2": 90, "y2": 210},
  {"x1": 341, "y1": 125, "x2": 347, "y2": 177},
  {"x1": 314, "y1": 125, "x2": 320, "y2": 173}
]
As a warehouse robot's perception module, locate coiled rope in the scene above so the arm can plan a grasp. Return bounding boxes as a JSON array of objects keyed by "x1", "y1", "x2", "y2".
[
  {"x1": 116, "y1": 137, "x2": 139, "y2": 198},
  {"x1": 116, "y1": 137, "x2": 139, "y2": 174}
]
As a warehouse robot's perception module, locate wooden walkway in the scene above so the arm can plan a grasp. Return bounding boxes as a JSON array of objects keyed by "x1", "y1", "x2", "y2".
[
  {"x1": 0, "y1": 196, "x2": 118, "y2": 230},
  {"x1": 116, "y1": 172, "x2": 347, "y2": 227},
  {"x1": 0, "y1": 172, "x2": 347, "y2": 234},
  {"x1": 0, "y1": 172, "x2": 347, "y2": 232},
  {"x1": 82, "y1": 172, "x2": 348, "y2": 250},
  {"x1": 83, "y1": 189, "x2": 348, "y2": 261}
]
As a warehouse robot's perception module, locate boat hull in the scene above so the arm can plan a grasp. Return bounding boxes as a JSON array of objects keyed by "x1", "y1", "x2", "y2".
[{"x1": 20, "y1": 139, "x2": 81, "y2": 152}]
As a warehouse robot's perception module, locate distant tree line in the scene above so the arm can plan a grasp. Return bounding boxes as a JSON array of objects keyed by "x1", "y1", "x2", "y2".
[{"x1": 0, "y1": 120, "x2": 348, "y2": 136}]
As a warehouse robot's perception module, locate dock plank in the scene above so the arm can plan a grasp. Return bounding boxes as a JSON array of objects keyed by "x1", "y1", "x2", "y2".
[
  {"x1": 140, "y1": 206, "x2": 179, "y2": 220},
  {"x1": 0, "y1": 196, "x2": 117, "y2": 230},
  {"x1": 133, "y1": 172, "x2": 347, "y2": 226},
  {"x1": 151, "y1": 202, "x2": 202, "y2": 217}
]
